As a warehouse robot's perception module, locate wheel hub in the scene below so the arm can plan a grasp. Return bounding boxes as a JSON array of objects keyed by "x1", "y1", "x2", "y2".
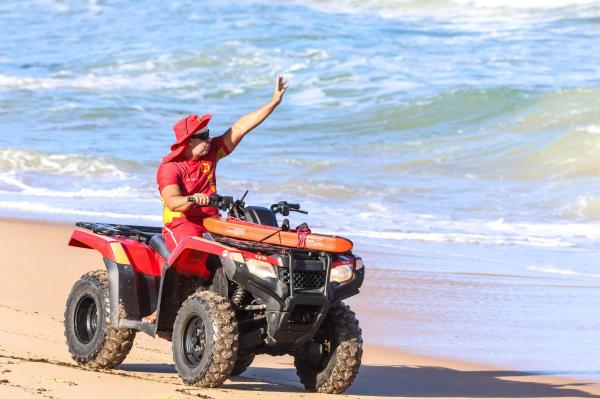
[
  {"x1": 183, "y1": 316, "x2": 206, "y2": 366},
  {"x1": 74, "y1": 295, "x2": 98, "y2": 344}
]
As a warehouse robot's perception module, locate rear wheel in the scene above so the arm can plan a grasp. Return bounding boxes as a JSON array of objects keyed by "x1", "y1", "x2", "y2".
[
  {"x1": 64, "y1": 270, "x2": 136, "y2": 369},
  {"x1": 172, "y1": 291, "x2": 238, "y2": 387},
  {"x1": 294, "y1": 303, "x2": 362, "y2": 394}
]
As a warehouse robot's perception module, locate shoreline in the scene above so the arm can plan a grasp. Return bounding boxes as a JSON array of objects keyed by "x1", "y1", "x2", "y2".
[{"x1": 0, "y1": 217, "x2": 598, "y2": 398}]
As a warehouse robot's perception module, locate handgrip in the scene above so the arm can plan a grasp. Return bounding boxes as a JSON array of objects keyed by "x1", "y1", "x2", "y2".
[{"x1": 209, "y1": 194, "x2": 220, "y2": 205}]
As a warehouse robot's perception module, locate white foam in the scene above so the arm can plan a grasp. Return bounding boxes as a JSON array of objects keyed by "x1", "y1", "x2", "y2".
[
  {"x1": 339, "y1": 229, "x2": 573, "y2": 248},
  {"x1": 34, "y1": 0, "x2": 70, "y2": 12},
  {"x1": 47, "y1": 102, "x2": 83, "y2": 112},
  {"x1": 560, "y1": 195, "x2": 600, "y2": 221},
  {"x1": 365, "y1": 202, "x2": 389, "y2": 212},
  {"x1": 0, "y1": 201, "x2": 161, "y2": 222},
  {"x1": 300, "y1": 48, "x2": 330, "y2": 60},
  {"x1": 453, "y1": 0, "x2": 599, "y2": 9},
  {"x1": 116, "y1": 60, "x2": 158, "y2": 72},
  {"x1": 290, "y1": 87, "x2": 328, "y2": 107},
  {"x1": 284, "y1": 0, "x2": 600, "y2": 25},
  {"x1": 0, "y1": 185, "x2": 140, "y2": 199},
  {"x1": 0, "y1": 72, "x2": 186, "y2": 91},
  {"x1": 527, "y1": 265, "x2": 600, "y2": 279},
  {"x1": 0, "y1": 148, "x2": 131, "y2": 179},
  {"x1": 484, "y1": 219, "x2": 600, "y2": 241},
  {"x1": 585, "y1": 125, "x2": 600, "y2": 134},
  {"x1": 87, "y1": 0, "x2": 102, "y2": 13},
  {"x1": 322, "y1": 210, "x2": 600, "y2": 248}
]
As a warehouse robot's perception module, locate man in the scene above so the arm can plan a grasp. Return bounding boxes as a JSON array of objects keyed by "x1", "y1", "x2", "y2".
[
  {"x1": 142, "y1": 77, "x2": 288, "y2": 324},
  {"x1": 156, "y1": 75, "x2": 288, "y2": 252}
]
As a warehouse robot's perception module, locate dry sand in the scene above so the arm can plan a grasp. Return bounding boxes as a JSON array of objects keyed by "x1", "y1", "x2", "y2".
[{"x1": 0, "y1": 218, "x2": 598, "y2": 399}]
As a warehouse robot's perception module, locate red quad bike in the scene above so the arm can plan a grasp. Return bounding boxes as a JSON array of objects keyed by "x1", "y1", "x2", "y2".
[{"x1": 64, "y1": 193, "x2": 365, "y2": 394}]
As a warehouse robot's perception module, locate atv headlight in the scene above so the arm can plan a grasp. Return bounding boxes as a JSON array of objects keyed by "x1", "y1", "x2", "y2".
[
  {"x1": 330, "y1": 264, "x2": 353, "y2": 284},
  {"x1": 355, "y1": 258, "x2": 363, "y2": 270},
  {"x1": 246, "y1": 259, "x2": 277, "y2": 280}
]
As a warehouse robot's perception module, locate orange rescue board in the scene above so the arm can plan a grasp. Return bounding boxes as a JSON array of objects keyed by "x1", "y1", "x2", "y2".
[{"x1": 203, "y1": 217, "x2": 353, "y2": 253}]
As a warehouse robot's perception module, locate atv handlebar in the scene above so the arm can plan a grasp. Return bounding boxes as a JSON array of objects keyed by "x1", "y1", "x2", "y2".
[
  {"x1": 187, "y1": 194, "x2": 233, "y2": 210},
  {"x1": 210, "y1": 194, "x2": 234, "y2": 210},
  {"x1": 270, "y1": 201, "x2": 308, "y2": 216},
  {"x1": 192, "y1": 193, "x2": 307, "y2": 218}
]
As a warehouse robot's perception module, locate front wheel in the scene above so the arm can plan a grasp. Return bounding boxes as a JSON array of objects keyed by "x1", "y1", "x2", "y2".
[
  {"x1": 64, "y1": 270, "x2": 136, "y2": 369},
  {"x1": 172, "y1": 291, "x2": 238, "y2": 387},
  {"x1": 294, "y1": 303, "x2": 363, "y2": 394},
  {"x1": 230, "y1": 351, "x2": 255, "y2": 376}
]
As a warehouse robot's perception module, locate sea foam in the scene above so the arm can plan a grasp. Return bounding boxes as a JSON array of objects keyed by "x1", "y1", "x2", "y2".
[
  {"x1": 0, "y1": 200, "x2": 161, "y2": 222},
  {"x1": 527, "y1": 265, "x2": 600, "y2": 279},
  {"x1": 0, "y1": 148, "x2": 135, "y2": 179}
]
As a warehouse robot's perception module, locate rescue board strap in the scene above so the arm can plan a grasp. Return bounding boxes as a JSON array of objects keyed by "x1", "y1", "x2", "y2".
[
  {"x1": 296, "y1": 223, "x2": 311, "y2": 248},
  {"x1": 257, "y1": 228, "x2": 282, "y2": 244}
]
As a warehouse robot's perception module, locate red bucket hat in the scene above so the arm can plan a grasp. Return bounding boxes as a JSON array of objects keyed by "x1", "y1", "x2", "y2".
[{"x1": 162, "y1": 114, "x2": 211, "y2": 163}]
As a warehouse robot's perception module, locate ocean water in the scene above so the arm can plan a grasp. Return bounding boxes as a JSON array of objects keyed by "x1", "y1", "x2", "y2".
[{"x1": 1, "y1": 0, "x2": 600, "y2": 378}]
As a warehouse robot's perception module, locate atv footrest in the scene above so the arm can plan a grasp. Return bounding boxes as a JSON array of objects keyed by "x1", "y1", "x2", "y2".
[{"x1": 119, "y1": 319, "x2": 156, "y2": 336}]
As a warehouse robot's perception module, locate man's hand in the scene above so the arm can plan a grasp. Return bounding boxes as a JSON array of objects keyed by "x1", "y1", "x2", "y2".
[
  {"x1": 223, "y1": 74, "x2": 288, "y2": 152},
  {"x1": 192, "y1": 193, "x2": 210, "y2": 206},
  {"x1": 162, "y1": 185, "x2": 210, "y2": 212},
  {"x1": 272, "y1": 75, "x2": 288, "y2": 105}
]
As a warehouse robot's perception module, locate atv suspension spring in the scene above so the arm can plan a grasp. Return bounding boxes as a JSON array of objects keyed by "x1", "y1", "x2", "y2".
[
  {"x1": 232, "y1": 284, "x2": 245, "y2": 307},
  {"x1": 243, "y1": 304, "x2": 266, "y2": 311}
]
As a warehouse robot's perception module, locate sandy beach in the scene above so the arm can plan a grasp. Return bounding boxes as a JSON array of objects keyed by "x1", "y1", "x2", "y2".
[{"x1": 0, "y1": 218, "x2": 597, "y2": 399}]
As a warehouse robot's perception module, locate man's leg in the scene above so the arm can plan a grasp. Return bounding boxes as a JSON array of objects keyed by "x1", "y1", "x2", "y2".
[
  {"x1": 143, "y1": 222, "x2": 206, "y2": 324},
  {"x1": 162, "y1": 222, "x2": 207, "y2": 252}
]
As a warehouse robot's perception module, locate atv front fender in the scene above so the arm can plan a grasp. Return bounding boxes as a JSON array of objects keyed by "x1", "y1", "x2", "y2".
[{"x1": 167, "y1": 236, "x2": 235, "y2": 279}]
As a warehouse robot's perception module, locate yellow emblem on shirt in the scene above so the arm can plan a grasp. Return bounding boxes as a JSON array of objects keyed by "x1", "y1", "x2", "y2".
[{"x1": 200, "y1": 161, "x2": 211, "y2": 174}]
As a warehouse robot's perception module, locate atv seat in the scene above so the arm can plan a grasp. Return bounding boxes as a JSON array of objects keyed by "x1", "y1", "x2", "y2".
[{"x1": 149, "y1": 234, "x2": 171, "y2": 261}]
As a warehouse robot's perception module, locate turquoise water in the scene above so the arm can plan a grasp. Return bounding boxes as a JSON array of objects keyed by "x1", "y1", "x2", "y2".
[{"x1": 1, "y1": 0, "x2": 599, "y2": 378}]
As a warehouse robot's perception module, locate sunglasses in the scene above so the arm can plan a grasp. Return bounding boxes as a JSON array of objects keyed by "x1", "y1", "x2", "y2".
[{"x1": 190, "y1": 130, "x2": 210, "y2": 140}]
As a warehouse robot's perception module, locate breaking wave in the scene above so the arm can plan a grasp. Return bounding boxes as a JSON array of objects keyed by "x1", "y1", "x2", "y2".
[
  {"x1": 0, "y1": 148, "x2": 139, "y2": 178},
  {"x1": 0, "y1": 72, "x2": 188, "y2": 91},
  {"x1": 288, "y1": 0, "x2": 600, "y2": 18},
  {"x1": 374, "y1": 87, "x2": 600, "y2": 180},
  {"x1": 0, "y1": 200, "x2": 161, "y2": 222},
  {"x1": 527, "y1": 265, "x2": 600, "y2": 279}
]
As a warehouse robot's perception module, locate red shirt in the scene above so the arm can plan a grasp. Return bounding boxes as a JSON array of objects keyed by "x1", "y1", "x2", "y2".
[{"x1": 157, "y1": 135, "x2": 231, "y2": 228}]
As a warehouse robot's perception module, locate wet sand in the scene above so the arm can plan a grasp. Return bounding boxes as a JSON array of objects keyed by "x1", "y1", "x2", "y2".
[{"x1": 0, "y1": 218, "x2": 598, "y2": 398}]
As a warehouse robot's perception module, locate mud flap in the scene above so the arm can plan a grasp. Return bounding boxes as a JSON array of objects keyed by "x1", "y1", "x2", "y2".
[{"x1": 103, "y1": 258, "x2": 161, "y2": 335}]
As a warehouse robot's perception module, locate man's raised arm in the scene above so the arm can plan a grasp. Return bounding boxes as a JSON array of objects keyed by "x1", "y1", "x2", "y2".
[{"x1": 223, "y1": 75, "x2": 288, "y2": 152}]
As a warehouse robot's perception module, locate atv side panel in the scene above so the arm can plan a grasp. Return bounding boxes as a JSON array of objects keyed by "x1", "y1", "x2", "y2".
[{"x1": 119, "y1": 238, "x2": 162, "y2": 276}]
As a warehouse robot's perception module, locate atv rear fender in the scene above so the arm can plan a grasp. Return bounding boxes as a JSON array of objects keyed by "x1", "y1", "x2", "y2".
[
  {"x1": 69, "y1": 230, "x2": 162, "y2": 332},
  {"x1": 69, "y1": 229, "x2": 131, "y2": 265}
]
